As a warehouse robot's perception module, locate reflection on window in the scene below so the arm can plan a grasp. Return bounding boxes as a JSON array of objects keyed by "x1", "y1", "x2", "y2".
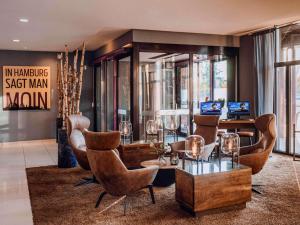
[
  {"x1": 276, "y1": 24, "x2": 300, "y2": 62},
  {"x1": 118, "y1": 56, "x2": 131, "y2": 121},
  {"x1": 213, "y1": 60, "x2": 227, "y2": 101},
  {"x1": 139, "y1": 53, "x2": 189, "y2": 142},
  {"x1": 214, "y1": 60, "x2": 228, "y2": 118},
  {"x1": 193, "y1": 57, "x2": 211, "y2": 115}
]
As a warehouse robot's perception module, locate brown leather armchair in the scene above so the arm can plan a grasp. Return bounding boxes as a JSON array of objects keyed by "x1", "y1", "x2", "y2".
[
  {"x1": 83, "y1": 130, "x2": 159, "y2": 212},
  {"x1": 67, "y1": 115, "x2": 94, "y2": 186},
  {"x1": 118, "y1": 142, "x2": 160, "y2": 168},
  {"x1": 239, "y1": 114, "x2": 277, "y2": 194},
  {"x1": 170, "y1": 115, "x2": 220, "y2": 159}
]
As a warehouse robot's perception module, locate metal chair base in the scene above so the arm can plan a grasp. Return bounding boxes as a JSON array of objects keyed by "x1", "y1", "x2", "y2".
[
  {"x1": 74, "y1": 175, "x2": 98, "y2": 187},
  {"x1": 252, "y1": 184, "x2": 263, "y2": 194},
  {"x1": 94, "y1": 185, "x2": 156, "y2": 215}
]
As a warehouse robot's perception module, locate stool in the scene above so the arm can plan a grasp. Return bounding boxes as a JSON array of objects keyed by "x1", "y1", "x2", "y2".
[{"x1": 237, "y1": 131, "x2": 254, "y2": 145}]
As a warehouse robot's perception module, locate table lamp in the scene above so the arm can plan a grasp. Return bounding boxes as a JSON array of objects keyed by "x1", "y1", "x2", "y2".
[
  {"x1": 220, "y1": 132, "x2": 240, "y2": 168},
  {"x1": 185, "y1": 135, "x2": 205, "y2": 173},
  {"x1": 119, "y1": 121, "x2": 132, "y2": 144}
]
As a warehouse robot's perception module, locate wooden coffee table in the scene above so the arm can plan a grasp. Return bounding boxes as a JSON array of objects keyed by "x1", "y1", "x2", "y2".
[
  {"x1": 141, "y1": 158, "x2": 182, "y2": 187},
  {"x1": 175, "y1": 160, "x2": 252, "y2": 216}
]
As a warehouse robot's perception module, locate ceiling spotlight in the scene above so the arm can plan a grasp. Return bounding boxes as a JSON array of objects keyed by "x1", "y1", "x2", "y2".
[
  {"x1": 19, "y1": 18, "x2": 29, "y2": 23},
  {"x1": 13, "y1": 39, "x2": 20, "y2": 42}
]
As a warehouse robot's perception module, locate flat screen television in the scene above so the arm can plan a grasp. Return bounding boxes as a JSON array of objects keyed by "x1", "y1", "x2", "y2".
[
  {"x1": 200, "y1": 102, "x2": 222, "y2": 115},
  {"x1": 227, "y1": 101, "x2": 250, "y2": 116}
]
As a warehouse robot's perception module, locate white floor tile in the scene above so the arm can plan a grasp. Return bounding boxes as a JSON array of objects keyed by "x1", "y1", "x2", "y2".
[
  {"x1": 0, "y1": 139, "x2": 57, "y2": 225},
  {"x1": 23, "y1": 145, "x2": 56, "y2": 168}
]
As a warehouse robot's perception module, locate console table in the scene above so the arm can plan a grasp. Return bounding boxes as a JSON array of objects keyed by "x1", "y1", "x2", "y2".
[
  {"x1": 175, "y1": 160, "x2": 252, "y2": 216},
  {"x1": 219, "y1": 119, "x2": 255, "y2": 129}
]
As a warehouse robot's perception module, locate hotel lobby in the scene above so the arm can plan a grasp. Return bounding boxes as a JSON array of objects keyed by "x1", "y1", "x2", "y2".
[{"x1": 0, "y1": 1, "x2": 300, "y2": 225}]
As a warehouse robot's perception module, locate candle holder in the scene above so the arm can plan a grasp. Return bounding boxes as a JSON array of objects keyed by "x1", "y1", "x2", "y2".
[
  {"x1": 220, "y1": 133, "x2": 240, "y2": 168},
  {"x1": 164, "y1": 114, "x2": 179, "y2": 142},
  {"x1": 145, "y1": 118, "x2": 164, "y2": 142},
  {"x1": 185, "y1": 135, "x2": 205, "y2": 173},
  {"x1": 119, "y1": 121, "x2": 132, "y2": 144}
]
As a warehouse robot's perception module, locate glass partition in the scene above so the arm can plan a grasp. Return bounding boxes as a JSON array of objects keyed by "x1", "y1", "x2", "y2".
[
  {"x1": 118, "y1": 56, "x2": 131, "y2": 122},
  {"x1": 139, "y1": 53, "x2": 190, "y2": 143},
  {"x1": 274, "y1": 25, "x2": 300, "y2": 156},
  {"x1": 276, "y1": 24, "x2": 300, "y2": 63},
  {"x1": 275, "y1": 66, "x2": 287, "y2": 152},
  {"x1": 193, "y1": 55, "x2": 231, "y2": 123},
  {"x1": 192, "y1": 55, "x2": 211, "y2": 115},
  {"x1": 106, "y1": 60, "x2": 115, "y2": 131},
  {"x1": 94, "y1": 44, "x2": 237, "y2": 142}
]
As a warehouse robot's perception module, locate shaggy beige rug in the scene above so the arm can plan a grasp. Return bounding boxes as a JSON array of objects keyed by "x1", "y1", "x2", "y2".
[{"x1": 26, "y1": 154, "x2": 300, "y2": 225}]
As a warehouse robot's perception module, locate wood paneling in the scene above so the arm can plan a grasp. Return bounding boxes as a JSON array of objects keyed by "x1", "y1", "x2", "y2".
[
  {"x1": 175, "y1": 165, "x2": 252, "y2": 216},
  {"x1": 219, "y1": 119, "x2": 255, "y2": 129}
]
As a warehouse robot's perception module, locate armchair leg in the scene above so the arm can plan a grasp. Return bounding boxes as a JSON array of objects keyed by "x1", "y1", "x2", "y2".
[
  {"x1": 148, "y1": 185, "x2": 155, "y2": 204},
  {"x1": 74, "y1": 177, "x2": 95, "y2": 187},
  {"x1": 123, "y1": 196, "x2": 128, "y2": 215},
  {"x1": 252, "y1": 184, "x2": 263, "y2": 195},
  {"x1": 95, "y1": 191, "x2": 107, "y2": 208}
]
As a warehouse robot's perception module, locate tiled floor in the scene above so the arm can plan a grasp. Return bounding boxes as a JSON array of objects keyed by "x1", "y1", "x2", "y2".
[{"x1": 0, "y1": 139, "x2": 57, "y2": 225}]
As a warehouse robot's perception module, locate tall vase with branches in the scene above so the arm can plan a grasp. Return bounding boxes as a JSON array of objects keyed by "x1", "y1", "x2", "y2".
[
  {"x1": 56, "y1": 42, "x2": 86, "y2": 168},
  {"x1": 56, "y1": 42, "x2": 86, "y2": 129}
]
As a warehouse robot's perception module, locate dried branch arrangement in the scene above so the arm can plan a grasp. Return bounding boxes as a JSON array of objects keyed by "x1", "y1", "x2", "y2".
[{"x1": 57, "y1": 42, "x2": 86, "y2": 128}]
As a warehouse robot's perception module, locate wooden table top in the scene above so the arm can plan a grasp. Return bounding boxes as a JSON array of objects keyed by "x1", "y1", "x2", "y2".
[
  {"x1": 220, "y1": 119, "x2": 255, "y2": 124},
  {"x1": 141, "y1": 158, "x2": 182, "y2": 169}
]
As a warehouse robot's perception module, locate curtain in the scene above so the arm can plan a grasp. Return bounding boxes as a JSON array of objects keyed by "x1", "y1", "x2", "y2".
[{"x1": 254, "y1": 31, "x2": 275, "y2": 116}]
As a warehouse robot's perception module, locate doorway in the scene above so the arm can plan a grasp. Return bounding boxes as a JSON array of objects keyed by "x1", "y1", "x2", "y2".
[
  {"x1": 94, "y1": 53, "x2": 132, "y2": 132},
  {"x1": 275, "y1": 61, "x2": 300, "y2": 157}
]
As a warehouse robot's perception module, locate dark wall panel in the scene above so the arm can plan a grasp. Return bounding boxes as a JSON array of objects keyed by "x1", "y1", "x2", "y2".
[
  {"x1": 0, "y1": 50, "x2": 94, "y2": 142},
  {"x1": 239, "y1": 35, "x2": 256, "y2": 116}
]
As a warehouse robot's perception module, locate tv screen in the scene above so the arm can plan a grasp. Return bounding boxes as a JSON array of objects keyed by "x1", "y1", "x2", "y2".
[
  {"x1": 228, "y1": 101, "x2": 250, "y2": 115},
  {"x1": 200, "y1": 102, "x2": 222, "y2": 115}
]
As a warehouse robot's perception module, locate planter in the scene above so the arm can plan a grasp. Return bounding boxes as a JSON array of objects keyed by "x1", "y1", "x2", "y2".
[{"x1": 57, "y1": 128, "x2": 77, "y2": 168}]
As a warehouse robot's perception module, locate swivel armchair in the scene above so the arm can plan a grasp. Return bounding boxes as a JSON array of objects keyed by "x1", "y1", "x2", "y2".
[
  {"x1": 67, "y1": 115, "x2": 95, "y2": 186},
  {"x1": 239, "y1": 114, "x2": 277, "y2": 194},
  {"x1": 83, "y1": 130, "x2": 159, "y2": 214}
]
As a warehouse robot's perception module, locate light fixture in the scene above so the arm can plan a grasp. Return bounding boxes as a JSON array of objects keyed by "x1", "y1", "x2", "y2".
[
  {"x1": 19, "y1": 18, "x2": 29, "y2": 23},
  {"x1": 13, "y1": 39, "x2": 20, "y2": 42}
]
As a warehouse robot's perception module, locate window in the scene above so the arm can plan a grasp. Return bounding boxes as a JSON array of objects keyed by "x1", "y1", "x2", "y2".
[{"x1": 139, "y1": 52, "x2": 190, "y2": 142}]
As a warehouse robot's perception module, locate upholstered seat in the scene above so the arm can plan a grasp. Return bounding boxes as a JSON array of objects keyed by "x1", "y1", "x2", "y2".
[
  {"x1": 83, "y1": 130, "x2": 159, "y2": 213},
  {"x1": 170, "y1": 115, "x2": 220, "y2": 160},
  {"x1": 238, "y1": 114, "x2": 277, "y2": 194},
  {"x1": 67, "y1": 115, "x2": 93, "y2": 186}
]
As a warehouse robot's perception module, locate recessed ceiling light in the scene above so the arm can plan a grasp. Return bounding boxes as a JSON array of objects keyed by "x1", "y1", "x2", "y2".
[
  {"x1": 13, "y1": 39, "x2": 20, "y2": 42},
  {"x1": 19, "y1": 18, "x2": 29, "y2": 23}
]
